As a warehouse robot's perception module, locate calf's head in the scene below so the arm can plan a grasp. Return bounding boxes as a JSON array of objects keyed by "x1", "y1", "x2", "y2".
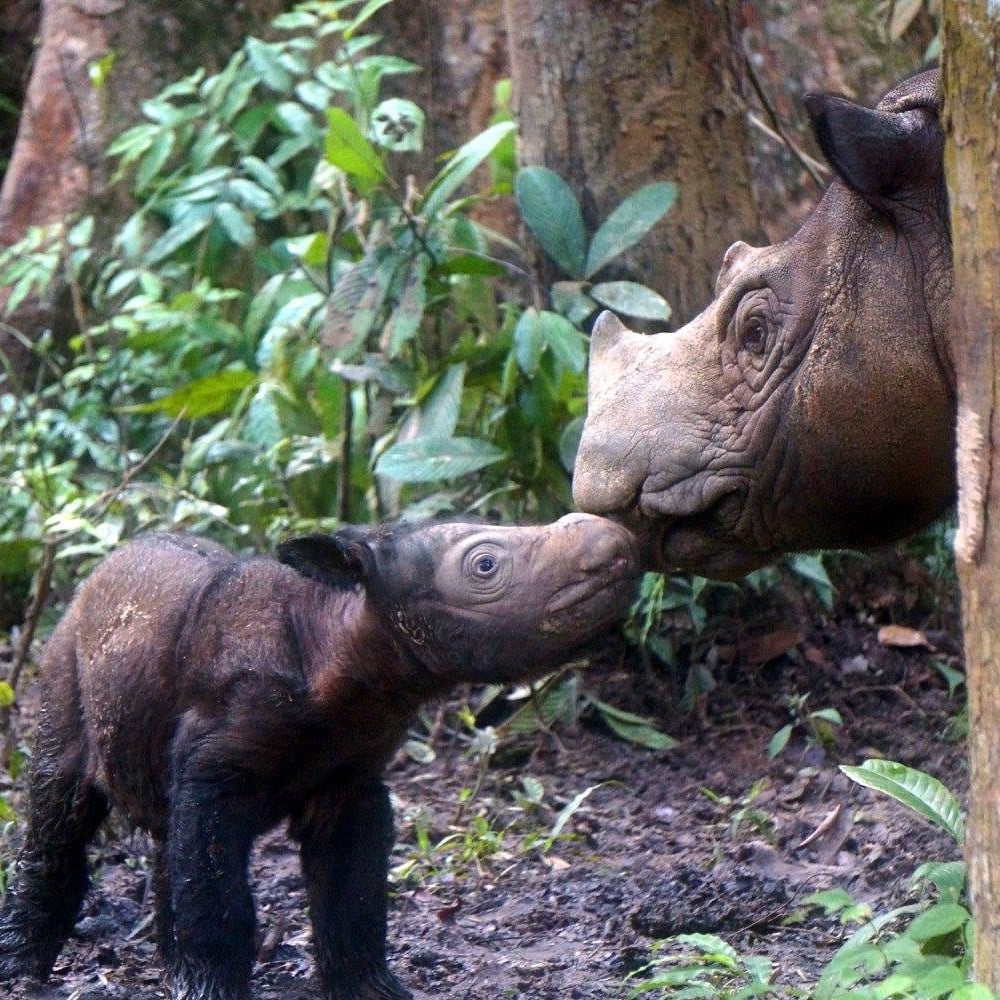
[
  {"x1": 278, "y1": 513, "x2": 639, "y2": 683},
  {"x1": 573, "y1": 70, "x2": 955, "y2": 578}
]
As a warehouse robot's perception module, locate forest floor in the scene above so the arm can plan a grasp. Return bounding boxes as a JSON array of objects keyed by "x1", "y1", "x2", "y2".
[{"x1": 0, "y1": 545, "x2": 966, "y2": 999}]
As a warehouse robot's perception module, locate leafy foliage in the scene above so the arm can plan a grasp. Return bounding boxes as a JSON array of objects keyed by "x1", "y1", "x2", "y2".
[{"x1": 0, "y1": 0, "x2": 678, "y2": 604}]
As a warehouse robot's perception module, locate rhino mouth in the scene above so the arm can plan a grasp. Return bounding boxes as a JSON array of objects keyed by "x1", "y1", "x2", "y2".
[{"x1": 635, "y1": 492, "x2": 771, "y2": 580}]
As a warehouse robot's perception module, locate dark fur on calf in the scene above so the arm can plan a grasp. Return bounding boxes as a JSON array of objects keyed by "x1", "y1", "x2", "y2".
[{"x1": 0, "y1": 517, "x2": 637, "y2": 998}]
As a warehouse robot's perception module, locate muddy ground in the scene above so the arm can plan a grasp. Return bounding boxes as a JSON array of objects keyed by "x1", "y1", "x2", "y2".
[{"x1": 0, "y1": 545, "x2": 967, "y2": 999}]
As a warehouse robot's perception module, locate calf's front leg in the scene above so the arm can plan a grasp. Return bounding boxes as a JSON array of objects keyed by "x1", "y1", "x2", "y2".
[{"x1": 297, "y1": 781, "x2": 411, "y2": 1000}]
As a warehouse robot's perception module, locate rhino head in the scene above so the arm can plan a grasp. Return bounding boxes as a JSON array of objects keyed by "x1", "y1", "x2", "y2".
[{"x1": 573, "y1": 70, "x2": 956, "y2": 579}]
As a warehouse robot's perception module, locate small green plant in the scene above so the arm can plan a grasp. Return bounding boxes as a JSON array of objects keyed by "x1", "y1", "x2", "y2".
[
  {"x1": 626, "y1": 762, "x2": 992, "y2": 1000},
  {"x1": 624, "y1": 932, "x2": 783, "y2": 998},
  {"x1": 700, "y1": 778, "x2": 776, "y2": 842},
  {"x1": 767, "y1": 694, "x2": 843, "y2": 759}
]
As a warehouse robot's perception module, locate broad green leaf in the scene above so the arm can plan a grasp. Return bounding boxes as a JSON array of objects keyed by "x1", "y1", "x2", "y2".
[
  {"x1": 514, "y1": 166, "x2": 587, "y2": 278},
  {"x1": 383, "y1": 254, "x2": 429, "y2": 356},
  {"x1": 144, "y1": 210, "x2": 212, "y2": 265},
  {"x1": 324, "y1": 107, "x2": 385, "y2": 184},
  {"x1": 767, "y1": 723, "x2": 793, "y2": 759},
  {"x1": 375, "y1": 437, "x2": 505, "y2": 483},
  {"x1": 422, "y1": 121, "x2": 516, "y2": 218},
  {"x1": 536, "y1": 309, "x2": 586, "y2": 373},
  {"x1": 786, "y1": 552, "x2": 835, "y2": 610},
  {"x1": 245, "y1": 37, "x2": 293, "y2": 92},
  {"x1": 513, "y1": 308, "x2": 544, "y2": 377},
  {"x1": 135, "y1": 130, "x2": 175, "y2": 191},
  {"x1": 586, "y1": 181, "x2": 677, "y2": 276},
  {"x1": 0, "y1": 681, "x2": 14, "y2": 709},
  {"x1": 124, "y1": 369, "x2": 257, "y2": 419},
  {"x1": 591, "y1": 281, "x2": 671, "y2": 322},
  {"x1": 840, "y1": 759, "x2": 965, "y2": 844},
  {"x1": 950, "y1": 985, "x2": 996, "y2": 1000},
  {"x1": 214, "y1": 203, "x2": 256, "y2": 247},
  {"x1": 407, "y1": 364, "x2": 466, "y2": 441},
  {"x1": 903, "y1": 902, "x2": 970, "y2": 943},
  {"x1": 811, "y1": 707, "x2": 843, "y2": 726},
  {"x1": 589, "y1": 697, "x2": 677, "y2": 750}
]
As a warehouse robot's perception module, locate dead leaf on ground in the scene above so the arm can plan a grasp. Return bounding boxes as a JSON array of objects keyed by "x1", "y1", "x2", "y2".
[
  {"x1": 877, "y1": 624, "x2": 934, "y2": 650},
  {"x1": 736, "y1": 627, "x2": 804, "y2": 665}
]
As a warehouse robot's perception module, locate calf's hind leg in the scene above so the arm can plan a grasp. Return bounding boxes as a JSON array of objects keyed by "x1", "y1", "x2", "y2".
[
  {"x1": 296, "y1": 782, "x2": 411, "y2": 1000},
  {"x1": 0, "y1": 675, "x2": 110, "y2": 981}
]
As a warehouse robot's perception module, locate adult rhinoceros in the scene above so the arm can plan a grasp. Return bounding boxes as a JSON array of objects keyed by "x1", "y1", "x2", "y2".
[{"x1": 573, "y1": 70, "x2": 956, "y2": 579}]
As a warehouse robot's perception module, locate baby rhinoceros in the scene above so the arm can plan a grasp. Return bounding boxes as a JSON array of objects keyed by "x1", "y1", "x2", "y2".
[{"x1": 0, "y1": 514, "x2": 638, "y2": 1000}]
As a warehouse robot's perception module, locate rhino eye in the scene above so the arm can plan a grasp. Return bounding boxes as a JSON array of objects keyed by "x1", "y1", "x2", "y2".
[
  {"x1": 471, "y1": 551, "x2": 499, "y2": 577},
  {"x1": 742, "y1": 316, "x2": 767, "y2": 352}
]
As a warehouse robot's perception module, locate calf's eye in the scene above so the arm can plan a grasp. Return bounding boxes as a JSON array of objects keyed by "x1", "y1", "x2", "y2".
[{"x1": 472, "y1": 553, "x2": 498, "y2": 577}]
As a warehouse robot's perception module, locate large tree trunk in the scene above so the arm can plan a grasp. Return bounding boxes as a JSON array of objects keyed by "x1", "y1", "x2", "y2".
[
  {"x1": 0, "y1": 0, "x2": 291, "y2": 386},
  {"x1": 372, "y1": 0, "x2": 508, "y2": 179},
  {"x1": 503, "y1": 0, "x2": 763, "y2": 325},
  {"x1": 942, "y1": 3, "x2": 1000, "y2": 987}
]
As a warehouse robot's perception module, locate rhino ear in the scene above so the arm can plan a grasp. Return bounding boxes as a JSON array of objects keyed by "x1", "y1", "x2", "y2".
[
  {"x1": 277, "y1": 527, "x2": 376, "y2": 587},
  {"x1": 803, "y1": 91, "x2": 942, "y2": 203}
]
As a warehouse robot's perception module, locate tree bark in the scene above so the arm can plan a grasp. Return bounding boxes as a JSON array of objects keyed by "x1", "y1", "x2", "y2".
[
  {"x1": 503, "y1": 0, "x2": 763, "y2": 325},
  {"x1": 372, "y1": 0, "x2": 508, "y2": 179},
  {"x1": 942, "y1": 3, "x2": 1000, "y2": 987},
  {"x1": 0, "y1": 0, "x2": 292, "y2": 385}
]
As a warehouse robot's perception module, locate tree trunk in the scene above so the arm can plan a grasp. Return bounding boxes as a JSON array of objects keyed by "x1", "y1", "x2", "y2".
[
  {"x1": 503, "y1": 0, "x2": 763, "y2": 325},
  {"x1": 372, "y1": 0, "x2": 508, "y2": 178},
  {"x1": 0, "y1": 0, "x2": 291, "y2": 385},
  {"x1": 941, "y1": 3, "x2": 1000, "y2": 987}
]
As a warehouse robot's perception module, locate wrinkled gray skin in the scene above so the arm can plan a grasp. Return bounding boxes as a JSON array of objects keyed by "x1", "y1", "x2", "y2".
[{"x1": 574, "y1": 70, "x2": 955, "y2": 579}]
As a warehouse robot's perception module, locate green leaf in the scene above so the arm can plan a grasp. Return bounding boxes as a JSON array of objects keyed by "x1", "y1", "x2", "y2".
[
  {"x1": 383, "y1": 254, "x2": 429, "y2": 356},
  {"x1": 514, "y1": 166, "x2": 587, "y2": 278},
  {"x1": 375, "y1": 437, "x2": 505, "y2": 483},
  {"x1": 245, "y1": 37, "x2": 293, "y2": 92},
  {"x1": 536, "y1": 309, "x2": 586, "y2": 373},
  {"x1": 0, "y1": 681, "x2": 15, "y2": 708},
  {"x1": 840, "y1": 759, "x2": 965, "y2": 844},
  {"x1": 324, "y1": 107, "x2": 385, "y2": 184},
  {"x1": 586, "y1": 181, "x2": 677, "y2": 276},
  {"x1": 344, "y1": 0, "x2": 395, "y2": 37},
  {"x1": 513, "y1": 308, "x2": 544, "y2": 377},
  {"x1": 589, "y1": 698, "x2": 677, "y2": 750},
  {"x1": 404, "y1": 364, "x2": 466, "y2": 441},
  {"x1": 786, "y1": 552, "x2": 835, "y2": 610},
  {"x1": 214, "y1": 203, "x2": 256, "y2": 247},
  {"x1": 135, "y1": 129, "x2": 175, "y2": 191},
  {"x1": 422, "y1": 121, "x2": 516, "y2": 219},
  {"x1": 811, "y1": 707, "x2": 843, "y2": 726},
  {"x1": 144, "y1": 210, "x2": 212, "y2": 265},
  {"x1": 548, "y1": 783, "x2": 603, "y2": 844},
  {"x1": 590, "y1": 281, "x2": 671, "y2": 322},
  {"x1": 0, "y1": 538, "x2": 40, "y2": 577},
  {"x1": 767, "y1": 723, "x2": 794, "y2": 759},
  {"x1": 903, "y1": 902, "x2": 970, "y2": 943},
  {"x1": 123, "y1": 369, "x2": 257, "y2": 419}
]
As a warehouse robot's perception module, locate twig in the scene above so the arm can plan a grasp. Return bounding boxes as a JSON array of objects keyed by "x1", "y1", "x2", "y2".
[
  {"x1": 6, "y1": 539, "x2": 57, "y2": 713},
  {"x1": 743, "y1": 54, "x2": 828, "y2": 189}
]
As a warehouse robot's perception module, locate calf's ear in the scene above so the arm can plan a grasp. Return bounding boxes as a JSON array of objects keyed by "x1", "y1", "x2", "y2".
[
  {"x1": 277, "y1": 527, "x2": 375, "y2": 586},
  {"x1": 803, "y1": 92, "x2": 942, "y2": 204}
]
